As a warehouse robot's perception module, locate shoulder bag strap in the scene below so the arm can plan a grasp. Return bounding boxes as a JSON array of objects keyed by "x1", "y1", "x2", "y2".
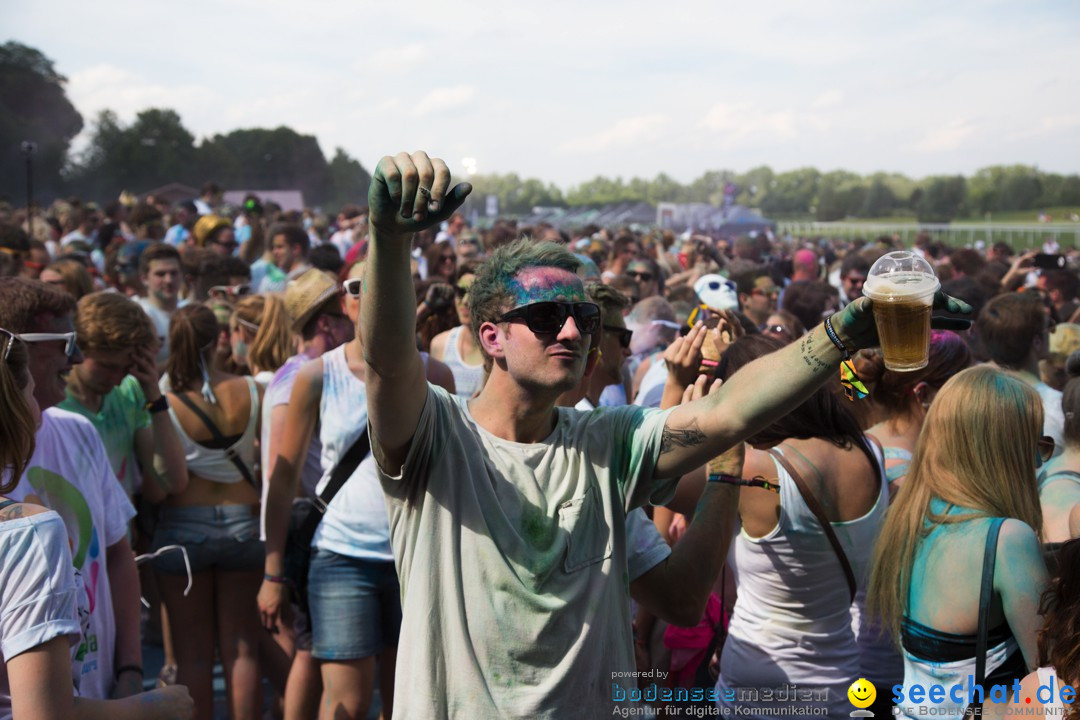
[
  {"x1": 976, "y1": 519, "x2": 1005, "y2": 686},
  {"x1": 297, "y1": 427, "x2": 371, "y2": 541},
  {"x1": 172, "y1": 392, "x2": 256, "y2": 486},
  {"x1": 767, "y1": 448, "x2": 857, "y2": 605}
]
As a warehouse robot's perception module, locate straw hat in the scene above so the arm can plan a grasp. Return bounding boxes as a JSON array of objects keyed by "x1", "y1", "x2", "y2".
[
  {"x1": 1049, "y1": 323, "x2": 1080, "y2": 365},
  {"x1": 284, "y1": 268, "x2": 340, "y2": 333},
  {"x1": 193, "y1": 215, "x2": 231, "y2": 247}
]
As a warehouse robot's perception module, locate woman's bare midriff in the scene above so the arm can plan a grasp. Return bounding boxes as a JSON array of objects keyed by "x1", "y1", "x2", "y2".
[{"x1": 164, "y1": 473, "x2": 260, "y2": 507}]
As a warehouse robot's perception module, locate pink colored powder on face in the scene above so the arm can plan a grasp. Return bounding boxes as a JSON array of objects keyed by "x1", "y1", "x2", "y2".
[{"x1": 506, "y1": 267, "x2": 586, "y2": 308}]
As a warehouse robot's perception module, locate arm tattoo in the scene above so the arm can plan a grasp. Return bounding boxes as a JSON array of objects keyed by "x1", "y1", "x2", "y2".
[
  {"x1": 0, "y1": 504, "x2": 24, "y2": 521},
  {"x1": 660, "y1": 420, "x2": 707, "y2": 455},
  {"x1": 798, "y1": 328, "x2": 830, "y2": 372}
]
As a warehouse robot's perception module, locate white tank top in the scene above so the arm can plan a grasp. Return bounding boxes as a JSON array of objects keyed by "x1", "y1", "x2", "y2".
[
  {"x1": 167, "y1": 377, "x2": 259, "y2": 484},
  {"x1": 717, "y1": 442, "x2": 887, "y2": 719},
  {"x1": 442, "y1": 325, "x2": 484, "y2": 398},
  {"x1": 1036, "y1": 667, "x2": 1068, "y2": 716},
  {"x1": 311, "y1": 344, "x2": 393, "y2": 562}
]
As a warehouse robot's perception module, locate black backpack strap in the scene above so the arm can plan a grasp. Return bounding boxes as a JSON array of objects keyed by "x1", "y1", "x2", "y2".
[
  {"x1": 767, "y1": 448, "x2": 857, "y2": 604},
  {"x1": 172, "y1": 392, "x2": 256, "y2": 486},
  {"x1": 297, "y1": 427, "x2": 371, "y2": 541},
  {"x1": 967, "y1": 517, "x2": 1005, "y2": 718}
]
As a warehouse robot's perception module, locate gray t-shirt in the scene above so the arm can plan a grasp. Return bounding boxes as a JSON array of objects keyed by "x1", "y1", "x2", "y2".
[{"x1": 377, "y1": 385, "x2": 675, "y2": 719}]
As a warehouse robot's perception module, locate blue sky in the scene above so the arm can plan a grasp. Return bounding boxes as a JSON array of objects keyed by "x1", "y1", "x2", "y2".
[{"x1": 7, "y1": 0, "x2": 1080, "y2": 187}]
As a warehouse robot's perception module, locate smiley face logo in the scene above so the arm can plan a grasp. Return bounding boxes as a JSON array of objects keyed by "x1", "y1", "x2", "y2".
[{"x1": 848, "y1": 678, "x2": 877, "y2": 709}]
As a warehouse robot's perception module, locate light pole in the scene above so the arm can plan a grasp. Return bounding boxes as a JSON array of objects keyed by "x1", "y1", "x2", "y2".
[{"x1": 21, "y1": 141, "x2": 37, "y2": 240}]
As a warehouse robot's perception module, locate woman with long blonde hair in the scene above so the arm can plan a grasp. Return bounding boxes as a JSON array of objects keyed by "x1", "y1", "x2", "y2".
[
  {"x1": 230, "y1": 294, "x2": 295, "y2": 386},
  {"x1": 868, "y1": 366, "x2": 1051, "y2": 719}
]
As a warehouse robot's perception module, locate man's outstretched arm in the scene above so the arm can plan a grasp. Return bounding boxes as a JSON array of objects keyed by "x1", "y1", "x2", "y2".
[
  {"x1": 654, "y1": 294, "x2": 972, "y2": 479},
  {"x1": 361, "y1": 151, "x2": 470, "y2": 473}
]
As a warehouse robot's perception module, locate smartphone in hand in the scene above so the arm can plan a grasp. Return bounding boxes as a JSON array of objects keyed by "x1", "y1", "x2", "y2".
[{"x1": 1034, "y1": 253, "x2": 1066, "y2": 270}]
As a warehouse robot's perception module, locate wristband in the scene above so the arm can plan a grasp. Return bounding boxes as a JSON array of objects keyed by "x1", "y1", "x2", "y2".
[
  {"x1": 823, "y1": 316, "x2": 850, "y2": 360},
  {"x1": 115, "y1": 664, "x2": 143, "y2": 680},
  {"x1": 145, "y1": 395, "x2": 169, "y2": 414},
  {"x1": 707, "y1": 473, "x2": 779, "y2": 493},
  {"x1": 264, "y1": 573, "x2": 287, "y2": 584}
]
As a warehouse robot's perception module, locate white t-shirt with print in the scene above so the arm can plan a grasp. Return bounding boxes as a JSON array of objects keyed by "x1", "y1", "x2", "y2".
[
  {"x1": 136, "y1": 297, "x2": 187, "y2": 366},
  {"x1": 376, "y1": 385, "x2": 675, "y2": 719},
  {"x1": 3, "y1": 409, "x2": 136, "y2": 700},
  {"x1": 0, "y1": 510, "x2": 87, "y2": 719}
]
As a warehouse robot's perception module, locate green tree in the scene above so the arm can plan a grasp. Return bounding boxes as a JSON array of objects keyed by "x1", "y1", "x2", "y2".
[
  {"x1": 916, "y1": 175, "x2": 966, "y2": 223},
  {"x1": 857, "y1": 176, "x2": 898, "y2": 218},
  {"x1": 814, "y1": 170, "x2": 864, "y2": 221},
  {"x1": 70, "y1": 108, "x2": 197, "y2": 199},
  {"x1": 1054, "y1": 175, "x2": 1080, "y2": 206},
  {"x1": 996, "y1": 171, "x2": 1041, "y2": 211},
  {"x1": 197, "y1": 127, "x2": 334, "y2": 205},
  {"x1": 0, "y1": 41, "x2": 83, "y2": 203},
  {"x1": 326, "y1": 148, "x2": 372, "y2": 212},
  {"x1": 735, "y1": 166, "x2": 774, "y2": 208},
  {"x1": 646, "y1": 173, "x2": 687, "y2": 205},
  {"x1": 760, "y1": 168, "x2": 820, "y2": 216}
]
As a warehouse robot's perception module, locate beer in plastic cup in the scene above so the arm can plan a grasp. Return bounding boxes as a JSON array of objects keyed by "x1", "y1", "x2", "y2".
[{"x1": 862, "y1": 252, "x2": 939, "y2": 372}]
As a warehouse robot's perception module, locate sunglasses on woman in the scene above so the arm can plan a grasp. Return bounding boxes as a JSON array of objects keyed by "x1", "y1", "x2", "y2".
[
  {"x1": 497, "y1": 301, "x2": 601, "y2": 335},
  {"x1": 209, "y1": 284, "x2": 252, "y2": 298},
  {"x1": 627, "y1": 270, "x2": 653, "y2": 283},
  {"x1": 603, "y1": 325, "x2": 634, "y2": 349}
]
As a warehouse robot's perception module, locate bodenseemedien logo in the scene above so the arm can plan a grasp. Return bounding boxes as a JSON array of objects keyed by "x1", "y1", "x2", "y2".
[{"x1": 848, "y1": 678, "x2": 876, "y2": 717}]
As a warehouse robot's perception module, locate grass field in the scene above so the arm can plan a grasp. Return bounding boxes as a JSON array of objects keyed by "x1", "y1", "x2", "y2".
[
  {"x1": 832, "y1": 206, "x2": 1080, "y2": 225},
  {"x1": 777, "y1": 208, "x2": 1080, "y2": 249}
]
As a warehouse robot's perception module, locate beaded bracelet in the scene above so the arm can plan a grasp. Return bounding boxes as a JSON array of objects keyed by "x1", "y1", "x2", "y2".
[{"x1": 263, "y1": 573, "x2": 287, "y2": 584}]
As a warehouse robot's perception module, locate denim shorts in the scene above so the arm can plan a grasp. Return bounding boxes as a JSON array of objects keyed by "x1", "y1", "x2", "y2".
[
  {"x1": 308, "y1": 547, "x2": 401, "y2": 660},
  {"x1": 151, "y1": 504, "x2": 264, "y2": 575}
]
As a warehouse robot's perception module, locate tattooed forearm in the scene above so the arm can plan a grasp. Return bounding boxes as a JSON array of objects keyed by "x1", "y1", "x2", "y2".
[
  {"x1": 660, "y1": 420, "x2": 707, "y2": 454},
  {"x1": 798, "y1": 328, "x2": 830, "y2": 372}
]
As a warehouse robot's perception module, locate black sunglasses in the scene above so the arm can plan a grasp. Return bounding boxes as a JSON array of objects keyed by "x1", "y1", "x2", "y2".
[
  {"x1": 627, "y1": 270, "x2": 654, "y2": 283},
  {"x1": 497, "y1": 301, "x2": 601, "y2": 335},
  {"x1": 454, "y1": 285, "x2": 470, "y2": 299},
  {"x1": 602, "y1": 325, "x2": 633, "y2": 348}
]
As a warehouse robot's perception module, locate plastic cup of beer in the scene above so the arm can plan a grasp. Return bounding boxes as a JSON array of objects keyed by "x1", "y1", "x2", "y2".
[{"x1": 862, "y1": 251, "x2": 939, "y2": 372}]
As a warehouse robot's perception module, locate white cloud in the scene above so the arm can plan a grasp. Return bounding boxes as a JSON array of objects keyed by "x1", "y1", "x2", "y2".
[
  {"x1": 362, "y1": 43, "x2": 430, "y2": 74},
  {"x1": 911, "y1": 120, "x2": 977, "y2": 153},
  {"x1": 412, "y1": 86, "x2": 477, "y2": 117},
  {"x1": 559, "y1": 114, "x2": 669, "y2": 153},
  {"x1": 811, "y1": 90, "x2": 845, "y2": 110},
  {"x1": 696, "y1": 103, "x2": 799, "y2": 148},
  {"x1": 68, "y1": 64, "x2": 216, "y2": 122}
]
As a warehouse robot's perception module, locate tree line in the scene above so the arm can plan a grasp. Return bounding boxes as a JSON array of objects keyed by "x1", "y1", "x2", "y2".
[
  {"x1": 3, "y1": 41, "x2": 1079, "y2": 221},
  {"x1": 1, "y1": 41, "x2": 371, "y2": 211}
]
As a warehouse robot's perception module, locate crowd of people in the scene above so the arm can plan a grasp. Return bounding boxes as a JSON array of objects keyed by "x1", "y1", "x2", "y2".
[{"x1": 0, "y1": 149, "x2": 1077, "y2": 720}]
